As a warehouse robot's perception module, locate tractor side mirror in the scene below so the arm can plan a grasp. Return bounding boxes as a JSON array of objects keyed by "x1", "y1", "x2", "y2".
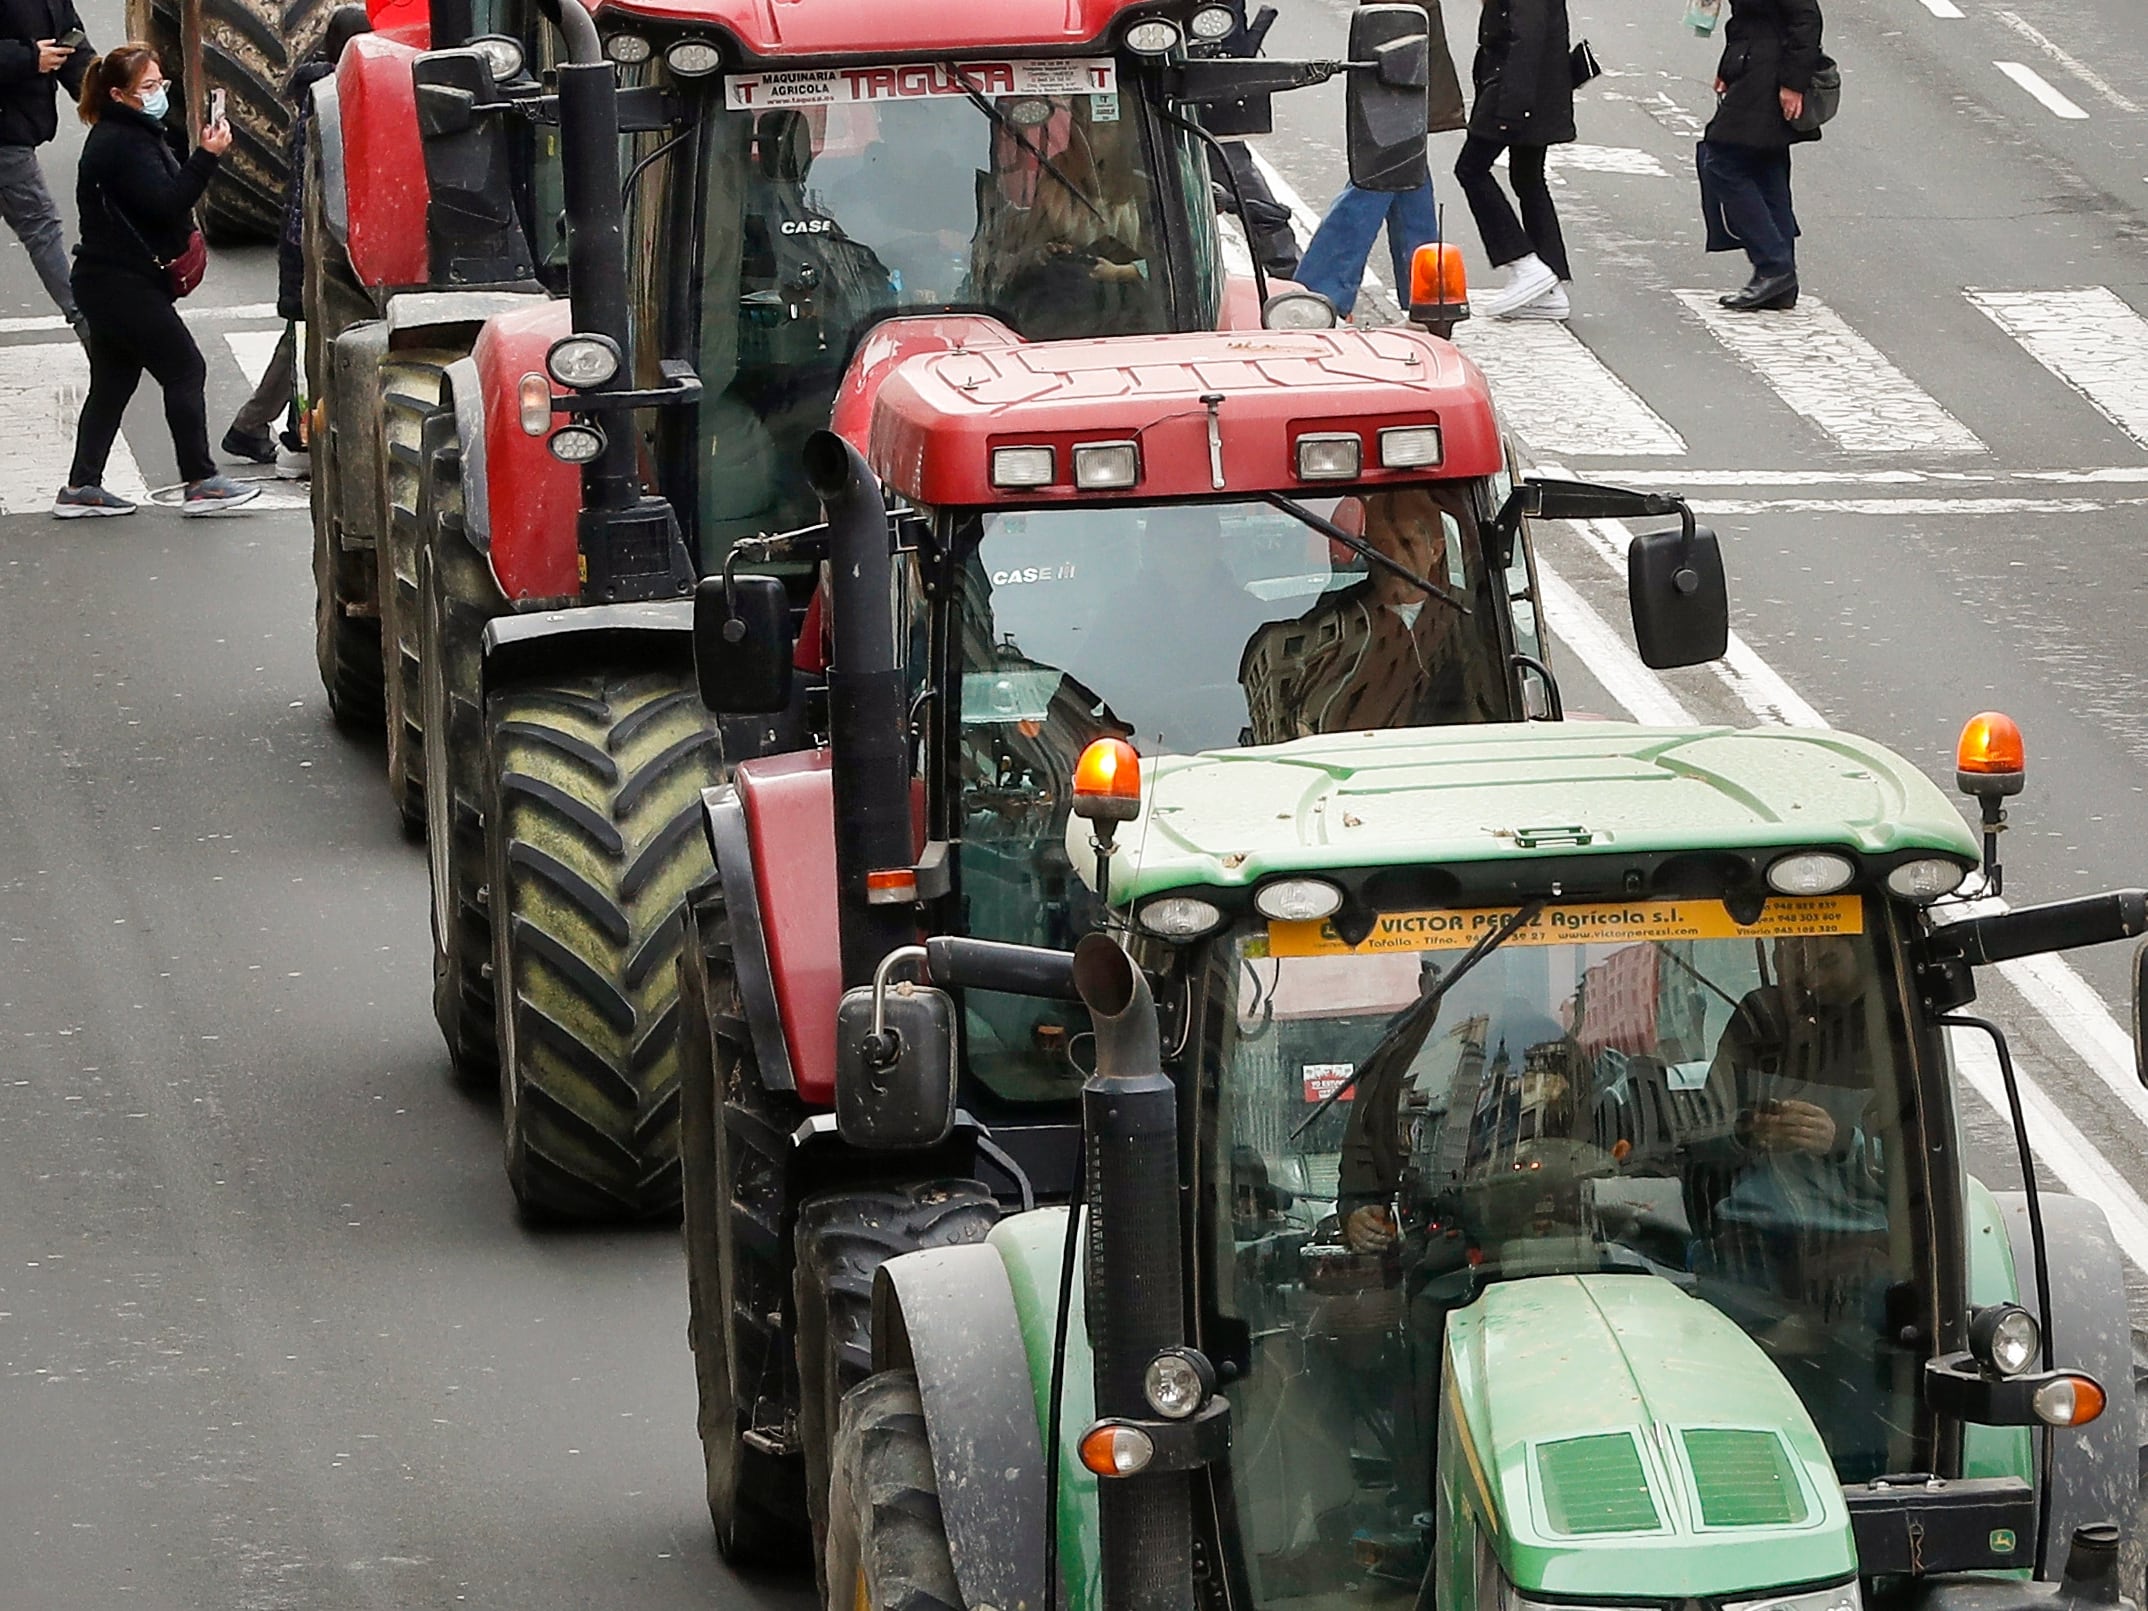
[
  {"x1": 412, "y1": 48, "x2": 535, "y2": 282},
  {"x1": 1344, "y1": 4, "x2": 1430, "y2": 193},
  {"x1": 834, "y1": 978, "x2": 957, "y2": 1151},
  {"x1": 1628, "y1": 525, "x2": 1728, "y2": 670},
  {"x1": 693, "y1": 573, "x2": 794, "y2": 715}
]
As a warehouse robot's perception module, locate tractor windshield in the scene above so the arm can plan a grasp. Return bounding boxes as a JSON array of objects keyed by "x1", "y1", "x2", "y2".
[
  {"x1": 1208, "y1": 897, "x2": 1923, "y2": 1607},
  {"x1": 944, "y1": 488, "x2": 1514, "y2": 1103},
  {"x1": 693, "y1": 73, "x2": 1171, "y2": 544}
]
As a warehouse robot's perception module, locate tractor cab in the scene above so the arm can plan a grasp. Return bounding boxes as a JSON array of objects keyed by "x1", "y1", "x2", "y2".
[{"x1": 1041, "y1": 719, "x2": 2144, "y2": 1607}]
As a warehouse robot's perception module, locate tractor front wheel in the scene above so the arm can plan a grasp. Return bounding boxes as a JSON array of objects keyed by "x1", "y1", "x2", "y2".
[
  {"x1": 486, "y1": 670, "x2": 722, "y2": 1220},
  {"x1": 825, "y1": 1371, "x2": 962, "y2": 1611}
]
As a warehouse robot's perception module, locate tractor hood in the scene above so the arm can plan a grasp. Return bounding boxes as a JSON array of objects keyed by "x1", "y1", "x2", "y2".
[{"x1": 1445, "y1": 1274, "x2": 1855, "y2": 1598}]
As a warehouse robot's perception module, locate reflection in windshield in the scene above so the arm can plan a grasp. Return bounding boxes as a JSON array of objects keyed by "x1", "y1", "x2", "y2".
[
  {"x1": 695, "y1": 86, "x2": 1168, "y2": 545},
  {"x1": 1212, "y1": 904, "x2": 1918, "y2": 1609}
]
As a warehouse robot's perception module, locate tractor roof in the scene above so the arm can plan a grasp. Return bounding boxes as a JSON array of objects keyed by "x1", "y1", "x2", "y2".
[
  {"x1": 1104, "y1": 722, "x2": 1978, "y2": 902},
  {"x1": 868, "y1": 325, "x2": 1504, "y2": 507},
  {"x1": 583, "y1": 0, "x2": 1153, "y2": 57}
]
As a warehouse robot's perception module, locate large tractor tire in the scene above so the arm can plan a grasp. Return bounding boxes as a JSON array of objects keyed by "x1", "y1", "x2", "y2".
[
  {"x1": 416, "y1": 417, "x2": 506, "y2": 1084},
  {"x1": 378, "y1": 348, "x2": 466, "y2": 837},
  {"x1": 795, "y1": 1184, "x2": 997, "y2": 1585},
  {"x1": 680, "y1": 904, "x2": 811, "y2": 1563},
  {"x1": 303, "y1": 128, "x2": 384, "y2": 731},
  {"x1": 486, "y1": 670, "x2": 722, "y2": 1221},
  {"x1": 825, "y1": 1372, "x2": 962, "y2": 1611},
  {"x1": 127, "y1": 0, "x2": 338, "y2": 242}
]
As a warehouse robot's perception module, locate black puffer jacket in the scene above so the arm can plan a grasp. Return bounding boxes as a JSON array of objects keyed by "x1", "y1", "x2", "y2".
[
  {"x1": 73, "y1": 102, "x2": 216, "y2": 287},
  {"x1": 0, "y1": 0, "x2": 92, "y2": 148},
  {"x1": 1468, "y1": 0, "x2": 1574, "y2": 146},
  {"x1": 277, "y1": 59, "x2": 335, "y2": 319},
  {"x1": 1706, "y1": 0, "x2": 1824, "y2": 150}
]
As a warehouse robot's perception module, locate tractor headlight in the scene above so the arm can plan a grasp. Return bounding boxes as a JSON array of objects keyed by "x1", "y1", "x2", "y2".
[
  {"x1": 546, "y1": 333, "x2": 623, "y2": 389},
  {"x1": 1253, "y1": 877, "x2": 1343, "y2": 922},
  {"x1": 664, "y1": 38, "x2": 722, "y2": 76},
  {"x1": 466, "y1": 33, "x2": 525, "y2": 79},
  {"x1": 1071, "y1": 441, "x2": 1140, "y2": 490},
  {"x1": 1189, "y1": 4, "x2": 1237, "y2": 40},
  {"x1": 1261, "y1": 290, "x2": 1338, "y2": 330},
  {"x1": 1142, "y1": 1348, "x2": 1213, "y2": 1419},
  {"x1": 1968, "y1": 1303, "x2": 2042, "y2": 1377},
  {"x1": 547, "y1": 422, "x2": 606, "y2": 464},
  {"x1": 1294, "y1": 432, "x2": 1361, "y2": 481},
  {"x1": 1124, "y1": 18, "x2": 1181, "y2": 53},
  {"x1": 603, "y1": 30, "x2": 653, "y2": 64},
  {"x1": 1725, "y1": 1580, "x2": 1863, "y2": 1611},
  {"x1": 1135, "y1": 895, "x2": 1225, "y2": 941},
  {"x1": 1764, "y1": 850, "x2": 1856, "y2": 896},
  {"x1": 1885, "y1": 856, "x2": 1969, "y2": 902}
]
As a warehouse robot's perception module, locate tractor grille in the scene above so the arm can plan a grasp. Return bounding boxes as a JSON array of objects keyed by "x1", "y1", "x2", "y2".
[
  {"x1": 1681, "y1": 1429, "x2": 1809, "y2": 1528},
  {"x1": 1535, "y1": 1434, "x2": 1661, "y2": 1535}
]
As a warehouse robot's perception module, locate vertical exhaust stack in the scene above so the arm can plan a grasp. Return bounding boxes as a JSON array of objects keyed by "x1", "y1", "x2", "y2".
[
  {"x1": 805, "y1": 431, "x2": 917, "y2": 990},
  {"x1": 1072, "y1": 934, "x2": 1193, "y2": 1611}
]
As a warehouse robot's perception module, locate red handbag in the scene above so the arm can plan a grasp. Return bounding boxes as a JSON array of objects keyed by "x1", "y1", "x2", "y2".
[{"x1": 161, "y1": 227, "x2": 208, "y2": 297}]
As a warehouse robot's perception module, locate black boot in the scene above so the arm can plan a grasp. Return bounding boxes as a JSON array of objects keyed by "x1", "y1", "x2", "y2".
[{"x1": 1720, "y1": 271, "x2": 1799, "y2": 311}]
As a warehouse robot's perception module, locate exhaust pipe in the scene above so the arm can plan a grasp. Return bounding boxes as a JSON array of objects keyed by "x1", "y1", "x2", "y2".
[
  {"x1": 805, "y1": 431, "x2": 916, "y2": 989},
  {"x1": 1072, "y1": 933, "x2": 1192, "y2": 1611}
]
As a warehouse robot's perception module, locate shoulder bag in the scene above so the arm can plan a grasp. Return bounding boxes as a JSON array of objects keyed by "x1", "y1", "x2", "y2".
[
  {"x1": 106, "y1": 191, "x2": 208, "y2": 298},
  {"x1": 1790, "y1": 55, "x2": 1842, "y2": 131}
]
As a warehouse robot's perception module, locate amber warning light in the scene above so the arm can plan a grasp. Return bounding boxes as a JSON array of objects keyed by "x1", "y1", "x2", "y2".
[
  {"x1": 1073, "y1": 737, "x2": 1142, "y2": 824},
  {"x1": 1957, "y1": 711, "x2": 2026, "y2": 798},
  {"x1": 1408, "y1": 242, "x2": 1470, "y2": 330}
]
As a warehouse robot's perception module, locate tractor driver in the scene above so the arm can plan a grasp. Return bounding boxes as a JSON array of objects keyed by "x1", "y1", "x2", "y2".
[{"x1": 1237, "y1": 485, "x2": 1506, "y2": 746}]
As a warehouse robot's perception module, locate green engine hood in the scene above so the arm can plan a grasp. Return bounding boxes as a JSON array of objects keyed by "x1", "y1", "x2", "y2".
[{"x1": 1445, "y1": 1274, "x2": 1854, "y2": 1597}]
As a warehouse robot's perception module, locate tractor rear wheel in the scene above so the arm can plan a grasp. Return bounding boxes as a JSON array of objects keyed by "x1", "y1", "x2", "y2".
[
  {"x1": 417, "y1": 439, "x2": 504, "y2": 1084},
  {"x1": 680, "y1": 905, "x2": 810, "y2": 1563},
  {"x1": 795, "y1": 1184, "x2": 997, "y2": 1586},
  {"x1": 302, "y1": 126, "x2": 382, "y2": 731},
  {"x1": 486, "y1": 670, "x2": 722, "y2": 1220},
  {"x1": 825, "y1": 1372, "x2": 962, "y2": 1611},
  {"x1": 379, "y1": 349, "x2": 466, "y2": 836},
  {"x1": 128, "y1": 0, "x2": 337, "y2": 242}
]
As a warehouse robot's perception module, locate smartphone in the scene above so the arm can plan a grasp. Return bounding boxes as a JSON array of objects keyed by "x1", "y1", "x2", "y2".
[
  {"x1": 55, "y1": 27, "x2": 86, "y2": 48},
  {"x1": 209, "y1": 88, "x2": 226, "y2": 124}
]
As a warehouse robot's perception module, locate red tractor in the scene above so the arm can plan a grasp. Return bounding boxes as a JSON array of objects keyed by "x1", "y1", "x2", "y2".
[
  {"x1": 308, "y1": 0, "x2": 1443, "y2": 1219},
  {"x1": 676, "y1": 314, "x2": 1729, "y2": 1566}
]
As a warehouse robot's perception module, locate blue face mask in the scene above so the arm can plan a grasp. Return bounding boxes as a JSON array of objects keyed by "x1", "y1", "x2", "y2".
[{"x1": 137, "y1": 84, "x2": 168, "y2": 120}]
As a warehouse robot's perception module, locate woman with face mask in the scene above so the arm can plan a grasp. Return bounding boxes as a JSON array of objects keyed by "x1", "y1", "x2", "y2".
[{"x1": 54, "y1": 42, "x2": 256, "y2": 518}]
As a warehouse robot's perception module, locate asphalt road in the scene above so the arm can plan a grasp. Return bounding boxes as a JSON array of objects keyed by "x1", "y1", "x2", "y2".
[{"x1": 3, "y1": 0, "x2": 2147, "y2": 1604}]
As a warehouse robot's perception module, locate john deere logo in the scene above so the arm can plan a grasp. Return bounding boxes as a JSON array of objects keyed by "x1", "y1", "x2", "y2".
[{"x1": 1989, "y1": 1528, "x2": 2017, "y2": 1554}]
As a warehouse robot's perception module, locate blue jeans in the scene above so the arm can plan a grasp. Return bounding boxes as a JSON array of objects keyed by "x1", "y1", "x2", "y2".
[{"x1": 1293, "y1": 180, "x2": 1438, "y2": 318}]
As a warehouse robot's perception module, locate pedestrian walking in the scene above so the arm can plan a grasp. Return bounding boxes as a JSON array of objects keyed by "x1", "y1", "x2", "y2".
[
  {"x1": 222, "y1": 2, "x2": 369, "y2": 469},
  {"x1": 1291, "y1": 0, "x2": 1464, "y2": 320},
  {"x1": 1697, "y1": 0, "x2": 1823, "y2": 311},
  {"x1": 1454, "y1": 0, "x2": 1576, "y2": 321},
  {"x1": 0, "y1": 0, "x2": 94, "y2": 332},
  {"x1": 55, "y1": 42, "x2": 259, "y2": 517}
]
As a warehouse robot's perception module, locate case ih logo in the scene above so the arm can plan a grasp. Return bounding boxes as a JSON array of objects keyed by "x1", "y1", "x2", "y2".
[{"x1": 725, "y1": 59, "x2": 1117, "y2": 111}]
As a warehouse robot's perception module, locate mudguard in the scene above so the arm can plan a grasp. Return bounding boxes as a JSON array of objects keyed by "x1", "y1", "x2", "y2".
[
  {"x1": 701, "y1": 782, "x2": 798, "y2": 1093},
  {"x1": 730, "y1": 751, "x2": 840, "y2": 1106},
  {"x1": 444, "y1": 354, "x2": 489, "y2": 550},
  {"x1": 338, "y1": 33, "x2": 429, "y2": 288},
  {"x1": 1994, "y1": 1190, "x2": 2141, "y2": 1569},
  {"x1": 313, "y1": 76, "x2": 348, "y2": 251},
  {"x1": 470, "y1": 300, "x2": 580, "y2": 602},
  {"x1": 873, "y1": 1240, "x2": 1050, "y2": 1611},
  {"x1": 327, "y1": 320, "x2": 390, "y2": 549},
  {"x1": 478, "y1": 599, "x2": 693, "y2": 696}
]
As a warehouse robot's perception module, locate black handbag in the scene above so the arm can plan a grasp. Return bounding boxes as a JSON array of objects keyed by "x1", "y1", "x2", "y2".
[
  {"x1": 1569, "y1": 39, "x2": 1602, "y2": 89},
  {"x1": 1791, "y1": 55, "x2": 1842, "y2": 130}
]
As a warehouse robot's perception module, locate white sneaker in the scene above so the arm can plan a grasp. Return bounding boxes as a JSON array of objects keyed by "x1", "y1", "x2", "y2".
[
  {"x1": 275, "y1": 444, "x2": 311, "y2": 480},
  {"x1": 1505, "y1": 282, "x2": 1571, "y2": 322},
  {"x1": 1481, "y1": 255, "x2": 1560, "y2": 319}
]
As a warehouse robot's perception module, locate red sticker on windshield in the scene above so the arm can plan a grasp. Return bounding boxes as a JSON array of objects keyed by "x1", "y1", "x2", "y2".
[{"x1": 1303, "y1": 1064, "x2": 1354, "y2": 1102}]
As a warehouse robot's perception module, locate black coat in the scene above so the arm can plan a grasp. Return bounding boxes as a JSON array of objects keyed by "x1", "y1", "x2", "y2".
[
  {"x1": 1468, "y1": 0, "x2": 1574, "y2": 147},
  {"x1": 277, "y1": 60, "x2": 335, "y2": 319},
  {"x1": 73, "y1": 103, "x2": 216, "y2": 287},
  {"x1": 0, "y1": 0, "x2": 92, "y2": 149},
  {"x1": 1706, "y1": 0, "x2": 1824, "y2": 150}
]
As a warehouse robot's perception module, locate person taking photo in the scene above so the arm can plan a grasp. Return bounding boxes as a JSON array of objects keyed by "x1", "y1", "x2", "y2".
[{"x1": 0, "y1": 0, "x2": 94, "y2": 334}]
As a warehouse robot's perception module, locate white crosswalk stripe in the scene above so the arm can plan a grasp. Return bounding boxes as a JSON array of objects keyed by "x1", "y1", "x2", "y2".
[
  {"x1": 219, "y1": 328, "x2": 310, "y2": 510},
  {"x1": 1967, "y1": 286, "x2": 2148, "y2": 451},
  {"x1": 1452, "y1": 319, "x2": 1687, "y2": 457},
  {"x1": 0, "y1": 342, "x2": 147, "y2": 514},
  {"x1": 1673, "y1": 290, "x2": 1987, "y2": 455}
]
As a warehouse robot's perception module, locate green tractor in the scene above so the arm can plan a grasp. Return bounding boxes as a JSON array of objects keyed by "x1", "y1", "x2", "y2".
[{"x1": 827, "y1": 715, "x2": 2148, "y2": 1611}]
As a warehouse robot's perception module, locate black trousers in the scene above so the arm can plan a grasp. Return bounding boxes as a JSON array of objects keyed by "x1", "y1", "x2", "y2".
[
  {"x1": 69, "y1": 268, "x2": 214, "y2": 488},
  {"x1": 1702, "y1": 141, "x2": 1798, "y2": 280},
  {"x1": 1454, "y1": 135, "x2": 1571, "y2": 281}
]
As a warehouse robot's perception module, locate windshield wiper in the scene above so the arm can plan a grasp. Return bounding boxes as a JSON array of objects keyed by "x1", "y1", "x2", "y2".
[
  {"x1": 946, "y1": 72, "x2": 1115, "y2": 234},
  {"x1": 1259, "y1": 493, "x2": 1472, "y2": 618},
  {"x1": 1290, "y1": 899, "x2": 1545, "y2": 1140}
]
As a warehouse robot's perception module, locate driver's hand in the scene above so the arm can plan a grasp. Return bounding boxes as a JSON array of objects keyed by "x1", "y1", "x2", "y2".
[
  {"x1": 1748, "y1": 1098, "x2": 1835, "y2": 1154},
  {"x1": 1343, "y1": 1205, "x2": 1396, "y2": 1253}
]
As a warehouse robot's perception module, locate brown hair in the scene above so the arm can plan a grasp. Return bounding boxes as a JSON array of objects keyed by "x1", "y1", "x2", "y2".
[{"x1": 78, "y1": 43, "x2": 159, "y2": 124}]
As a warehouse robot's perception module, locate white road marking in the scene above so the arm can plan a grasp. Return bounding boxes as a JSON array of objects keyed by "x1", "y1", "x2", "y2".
[
  {"x1": 1675, "y1": 290, "x2": 1987, "y2": 455},
  {"x1": 1994, "y1": 11, "x2": 2139, "y2": 113},
  {"x1": 1579, "y1": 467, "x2": 2148, "y2": 486},
  {"x1": 1918, "y1": 0, "x2": 1965, "y2": 15},
  {"x1": 224, "y1": 328, "x2": 285, "y2": 386},
  {"x1": 1968, "y1": 286, "x2": 2148, "y2": 450},
  {"x1": 1497, "y1": 144, "x2": 1669, "y2": 178},
  {"x1": 0, "y1": 341, "x2": 146, "y2": 512},
  {"x1": 1995, "y1": 60, "x2": 2090, "y2": 120},
  {"x1": 1452, "y1": 320, "x2": 1687, "y2": 457},
  {"x1": 1692, "y1": 495, "x2": 2148, "y2": 515},
  {"x1": 0, "y1": 301, "x2": 279, "y2": 338},
  {"x1": 1536, "y1": 556, "x2": 1694, "y2": 724}
]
